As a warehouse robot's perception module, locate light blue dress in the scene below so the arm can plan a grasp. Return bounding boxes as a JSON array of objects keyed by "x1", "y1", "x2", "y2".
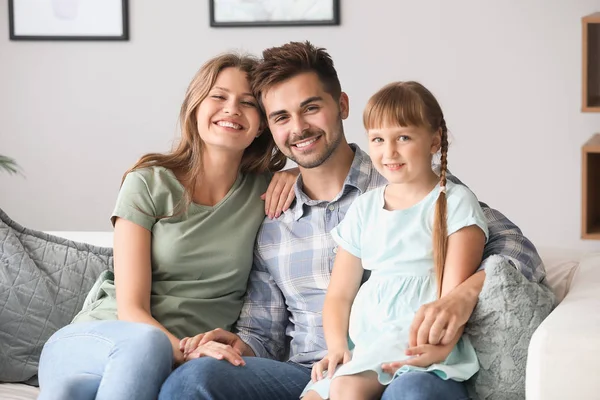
[{"x1": 301, "y1": 182, "x2": 488, "y2": 399}]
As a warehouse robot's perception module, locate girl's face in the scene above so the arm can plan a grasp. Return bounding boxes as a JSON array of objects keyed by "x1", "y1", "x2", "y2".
[
  {"x1": 196, "y1": 67, "x2": 262, "y2": 154},
  {"x1": 367, "y1": 124, "x2": 441, "y2": 185}
]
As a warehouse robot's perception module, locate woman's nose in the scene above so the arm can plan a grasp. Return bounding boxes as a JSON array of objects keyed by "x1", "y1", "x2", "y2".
[{"x1": 223, "y1": 100, "x2": 241, "y2": 116}]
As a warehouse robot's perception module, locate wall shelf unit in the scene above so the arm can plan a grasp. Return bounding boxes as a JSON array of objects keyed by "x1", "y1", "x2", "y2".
[
  {"x1": 582, "y1": 12, "x2": 600, "y2": 112},
  {"x1": 582, "y1": 134, "x2": 600, "y2": 240}
]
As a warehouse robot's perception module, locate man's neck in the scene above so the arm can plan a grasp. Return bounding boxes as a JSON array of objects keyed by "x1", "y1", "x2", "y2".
[{"x1": 299, "y1": 142, "x2": 355, "y2": 201}]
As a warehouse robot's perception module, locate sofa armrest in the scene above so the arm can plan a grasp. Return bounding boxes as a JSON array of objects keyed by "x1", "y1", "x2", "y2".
[{"x1": 526, "y1": 252, "x2": 600, "y2": 400}]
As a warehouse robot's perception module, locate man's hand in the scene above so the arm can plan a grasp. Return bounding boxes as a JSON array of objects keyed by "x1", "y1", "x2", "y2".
[
  {"x1": 409, "y1": 271, "x2": 484, "y2": 346},
  {"x1": 381, "y1": 341, "x2": 455, "y2": 375},
  {"x1": 179, "y1": 329, "x2": 254, "y2": 366}
]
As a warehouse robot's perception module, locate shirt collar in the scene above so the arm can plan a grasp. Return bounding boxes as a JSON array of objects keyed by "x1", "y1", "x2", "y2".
[{"x1": 289, "y1": 143, "x2": 373, "y2": 221}]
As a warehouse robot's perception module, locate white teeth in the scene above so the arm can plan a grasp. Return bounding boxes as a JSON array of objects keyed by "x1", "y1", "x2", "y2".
[
  {"x1": 295, "y1": 138, "x2": 317, "y2": 148},
  {"x1": 217, "y1": 121, "x2": 242, "y2": 129}
]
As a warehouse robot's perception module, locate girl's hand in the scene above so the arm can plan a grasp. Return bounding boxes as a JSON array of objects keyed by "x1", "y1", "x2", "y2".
[
  {"x1": 261, "y1": 168, "x2": 299, "y2": 218},
  {"x1": 311, "y1": 349, "x2": 352, "y2": 381},
  {"x1": 381, "y1": 342, "x2": 454, "y2": 374}
]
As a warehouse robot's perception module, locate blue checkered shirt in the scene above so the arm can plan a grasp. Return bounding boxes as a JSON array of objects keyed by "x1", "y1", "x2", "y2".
[{"x1": 235, "y1": 144, "x2": 545, "y2": 367}]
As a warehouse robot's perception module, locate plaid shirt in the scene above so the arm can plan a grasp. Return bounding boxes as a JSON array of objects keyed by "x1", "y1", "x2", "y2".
[{"x1": 235, "y1": 144, "x2": 545, "y2": 367}]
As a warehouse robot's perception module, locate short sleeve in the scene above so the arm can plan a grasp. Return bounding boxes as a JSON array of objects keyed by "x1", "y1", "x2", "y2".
[
  {"x1": 330, "y1": 199, "x2": 364, "y2": 258},
  {"x1": 446, "y1": 185, "x2": 489, "y2": 241},
  {"x1": 110, "y1": 171, "x2": 157, "y2": 231}
]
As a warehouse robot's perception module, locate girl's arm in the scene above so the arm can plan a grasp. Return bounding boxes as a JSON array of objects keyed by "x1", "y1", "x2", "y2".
[
  {"x1": 323, "y1": 248, "x2": 364, "y2": 350},
  {"x1": 312, "y1": 248, "x2": 363, "y2": 379},
  {"x1": 113, "y1": 218, "x2": 185, "y2": 364}
]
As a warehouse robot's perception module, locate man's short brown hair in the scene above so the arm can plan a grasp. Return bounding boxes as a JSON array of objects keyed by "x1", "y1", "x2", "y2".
[{"x1": 251, "y1": 41, "x2": 342, "y2": 108}]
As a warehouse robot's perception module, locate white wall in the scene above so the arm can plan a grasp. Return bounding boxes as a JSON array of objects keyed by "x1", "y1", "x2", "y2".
[{"x1": 1, "y1": 0, "x2": 599, "y2": 252}]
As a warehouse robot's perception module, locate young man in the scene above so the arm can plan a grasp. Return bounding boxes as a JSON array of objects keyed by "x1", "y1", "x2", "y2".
[{"x1": 159, "y1": 42, "x2": 545, "y2": 400}]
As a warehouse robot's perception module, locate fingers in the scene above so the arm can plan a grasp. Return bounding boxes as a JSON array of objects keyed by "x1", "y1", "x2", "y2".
[
  {"x1": 184, "y1": 334, "x2": 205, "y2": 356},
  {"x1": 282, "y1": 184, "x2": 295, "y2": 212},
  {"x1": 440, "y1": 320, "x2": 459, "y2": 346},
  {"x1": 198, "y1": 328, "x2": 229, "y2": 346},
  {"x1": 273, "y1": 181, "x2": 293, "y2": 216},
  {"x1": 267, "y1": 184, "x2": 285, "y2": 218},
  {"x1": 327, "y1": 356, "x2": 340, "y2": 378},
  {"x1": 381, "y1": 362, "x2": 402, "y2": 375},
  {"x1": 179, "y1": 337, "x2": 189, "y2": 352},
  {"x1": 409, "y1": 309, "x2": 425, "y2": 347},
  {"x1": 428, "y1": 317, "x2": 448, "y2": 345},
  {"x1": 343, "y1": 351, "x2": 351, "y2": 364},
  {"x1": 416, "y1": 312, "x2": 436, "y2": 346},
  {"x1": 312, "y1": 360, "x2": 326, "y2": 381},
  {"x1": 187, "y1": 341, "x2": 245, "y2": 366}
]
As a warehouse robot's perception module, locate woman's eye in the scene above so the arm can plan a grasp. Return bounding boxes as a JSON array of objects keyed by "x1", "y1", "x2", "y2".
[
  {"x1": 211, "y1": 95, "x2": 225, "y2": 100},
  {"x1": 242, "y1": 101, "x2": 257, "y2": 107}
]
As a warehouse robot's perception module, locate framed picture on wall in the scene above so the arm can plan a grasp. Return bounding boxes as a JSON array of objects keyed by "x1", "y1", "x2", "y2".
[
  {"x1": 8, "y1": 0, "x2": 129, "y2": 41},
  {"x1": 210, "y1": 0, "x2": 340, "y2": 27}
]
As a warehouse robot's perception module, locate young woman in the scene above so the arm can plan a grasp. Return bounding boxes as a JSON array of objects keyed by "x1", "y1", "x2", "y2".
[{"x1": 38, "y1": 53, "x2": 298, "y2": 400}]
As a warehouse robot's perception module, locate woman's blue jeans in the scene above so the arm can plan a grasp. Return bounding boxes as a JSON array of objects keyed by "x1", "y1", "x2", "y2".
[{"x1": 38, "y1": 320, "x2": 173, "y2": 400}]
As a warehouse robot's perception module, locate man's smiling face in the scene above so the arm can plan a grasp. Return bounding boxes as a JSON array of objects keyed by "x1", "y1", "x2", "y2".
[{"x1": 262, "y1": 72, "x2": 349, "y2": 169}]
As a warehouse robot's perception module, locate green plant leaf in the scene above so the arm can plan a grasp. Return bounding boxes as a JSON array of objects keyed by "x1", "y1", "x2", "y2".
[{"x1": 0, "y1": 155, "x2": 23, "y2": 176}]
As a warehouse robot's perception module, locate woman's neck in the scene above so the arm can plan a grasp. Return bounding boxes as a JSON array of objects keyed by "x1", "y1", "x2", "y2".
[{"x1": 193, "y1": 148, "x2": 243, "y2": 206}]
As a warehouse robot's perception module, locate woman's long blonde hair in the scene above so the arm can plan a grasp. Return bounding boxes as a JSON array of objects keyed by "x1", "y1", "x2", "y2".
[
  {"x1": 123, "y1": 53, "x2": 287, "y2": 214},
  {"x1": 363, "y1": 81, "x2": 449, "y2": 297}
]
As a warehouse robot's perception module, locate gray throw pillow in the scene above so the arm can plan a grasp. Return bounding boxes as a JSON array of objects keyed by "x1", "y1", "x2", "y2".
[
  {"x1": 465, "y1": 255, "x2": 556, "y2": 400},
  {"x1": 0, "y1": 208, "x2": 113, "y2": 384}
]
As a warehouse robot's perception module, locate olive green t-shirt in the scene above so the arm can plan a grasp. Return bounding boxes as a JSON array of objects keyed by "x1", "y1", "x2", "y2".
[{"x1": 73, "y1": 166, "x2": 269, "y2": 339}]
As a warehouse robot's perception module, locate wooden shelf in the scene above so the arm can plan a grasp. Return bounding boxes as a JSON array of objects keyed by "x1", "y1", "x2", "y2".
[
  {"x1": 582, "y1": 134, "x2": 600, "y2": 240},
  {"x1": 583, "y1": 13, "x2": 600, "y2": 112}
]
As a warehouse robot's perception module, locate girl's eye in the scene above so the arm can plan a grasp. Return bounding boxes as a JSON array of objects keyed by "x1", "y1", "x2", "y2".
[{"x1": 241, "y1": 101, "x2": 257, "y2": 107}]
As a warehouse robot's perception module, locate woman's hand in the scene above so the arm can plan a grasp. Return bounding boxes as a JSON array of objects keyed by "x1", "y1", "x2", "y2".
[
  {"x1": 381, "y1": 341, "x2": 455, "y2": 375},
  {"x1": 261, "y1": 168, "x2": 299, "y2": 218},
  {"x1": 180, "y1": 333, "x2": 246, "y2": 366},
  {"x1": 311, "y1": 349, "x2": 352, "y2": 381}
]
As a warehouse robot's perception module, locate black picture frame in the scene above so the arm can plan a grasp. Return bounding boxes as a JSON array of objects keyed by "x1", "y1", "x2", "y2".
[
  {"x1": 8, "y1": 0, "x2": 129, "y2": 41},
  {"x1": 210, "y1": 0, "x2": 340, "y2": 28}
]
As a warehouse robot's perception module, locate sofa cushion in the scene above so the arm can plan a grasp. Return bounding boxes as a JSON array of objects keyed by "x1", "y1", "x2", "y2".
[
  {"x1": 0, "y1": 208, "x2": 113, "y2": 384},
  {"x1": 465, "y1": 255, "x2": 556, "y2": 400}
]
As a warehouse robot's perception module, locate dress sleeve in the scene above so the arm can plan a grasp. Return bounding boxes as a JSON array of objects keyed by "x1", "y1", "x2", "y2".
[
  {"x1": 110, "y1": 171, "x2": 157, "y2": 231},
  {"x1": 330, "y1": 199, "x2": 364, "y2": 258},
  {"x1": 446, "y1": 185, "x2": 489, "y2": 241}
]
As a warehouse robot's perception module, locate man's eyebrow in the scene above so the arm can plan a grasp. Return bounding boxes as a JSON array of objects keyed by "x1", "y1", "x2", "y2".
[
  {"x1": 300, "y1": 96, "x2": 323, "y2": 108},
  {"x1": 212, "y1": 86, "x2": 253, "y2": 97},
  {"x1": 268, "y1": 96, "x2": 324, "y2": 120}
]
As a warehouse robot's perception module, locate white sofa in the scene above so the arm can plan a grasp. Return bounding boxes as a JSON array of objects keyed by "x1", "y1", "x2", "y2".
[{"x1": 0, "y1": 232, "x2": 598, "y2": 400}]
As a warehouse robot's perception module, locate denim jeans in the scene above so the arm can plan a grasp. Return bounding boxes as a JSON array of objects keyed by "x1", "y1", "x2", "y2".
[
  {"x1": 38, "y1": 320, "x2": 173, "y2": 400},
  {"x1": 158, "y1": 357, "x2": 469, "y2": 400}
]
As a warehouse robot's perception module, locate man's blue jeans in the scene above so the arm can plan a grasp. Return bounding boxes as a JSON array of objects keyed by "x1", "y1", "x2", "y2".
[
  {"x1": 38, "y1": 320, "x2": 173, "y2": 400},
  {"x1": 159, "y1": 357, "x2": 470, "y2": 400}
]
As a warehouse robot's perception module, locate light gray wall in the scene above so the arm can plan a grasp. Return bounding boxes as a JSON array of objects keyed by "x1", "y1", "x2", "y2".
[{"x1": 1, "y1": 0, "x2": 599, "y2": 252}]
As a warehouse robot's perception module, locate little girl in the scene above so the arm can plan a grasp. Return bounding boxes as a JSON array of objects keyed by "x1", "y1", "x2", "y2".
[{"x1": 301, "y1": 81, "x2": 488, "y2": 399}]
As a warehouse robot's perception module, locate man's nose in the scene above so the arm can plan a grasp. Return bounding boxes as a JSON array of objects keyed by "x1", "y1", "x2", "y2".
[{"x1": 290, "y1": 116, "x2": 309, "y2": 136}]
